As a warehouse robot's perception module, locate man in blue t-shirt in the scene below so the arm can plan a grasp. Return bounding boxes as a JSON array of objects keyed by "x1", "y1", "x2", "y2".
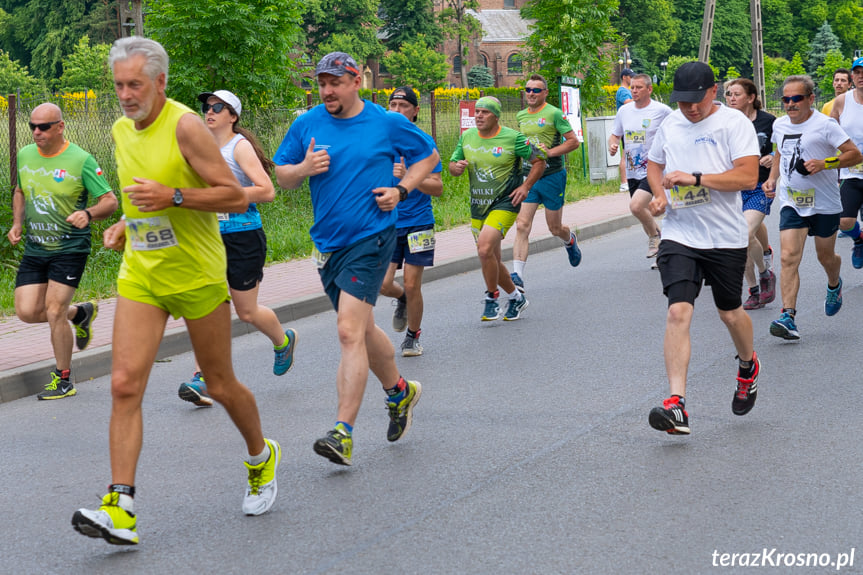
[
  {"x1": 378, "y1": 86, "x2": 443, "y2": 357},
  {"x1": 273, "y1": 53, "x2": 439, "y2": 467},
  {"x1": 615, "y1": 68, "x2": 634, "y2": 191}
]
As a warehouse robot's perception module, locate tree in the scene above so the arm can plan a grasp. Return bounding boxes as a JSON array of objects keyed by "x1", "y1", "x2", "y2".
[
  {"x1": 616, "y1": 0, "x2": 678, "y2": 68},
  {"x1": 807, "y1": 21, "x2": 842, "y2": 75},
  {"x1": 815, "y1": 50, "x2": 851, "y2": 97},
  {"x1": 764, "y1": 55, "x2": 788, "y2": 95},
  {"x1": 521, "y1": 0, "x2": 617, "y2": 107},
  {"x1": 725, "y1": 66, "x2": 741, "y2": 80},
  {"x1": 0, "y1": 49, "x2": 46, "y2": 94},
  {"x1": 381, "y1": 35, "x2": 449, "y2": 94},
  {"x1": 303, "y1": 0, "x2": 383, "y2": 63},
  {"x1": 147, "y1": 0, "x2": 306, "y2": 108},
  {"x1": 57, "y1": 35, "x2": 112, "y2": 94},
  {"x1": 379, "y1": 0, "x2": 442, "y2": 52},
  {"x1": 781, "y1": 52, "x2": 807, "y2": 77},
  {"x1": 832, "y1": 1, "x2": 863, "y2": 57},
  {"x1": 761, "y1": 0, "x2": 795, "y2": 59},
  {"x1": 467, "y1": 65, "x2": 494, "y2": 88},
  {"x1": 438, "y1": 0, "x2": 481, "y2": 89}
]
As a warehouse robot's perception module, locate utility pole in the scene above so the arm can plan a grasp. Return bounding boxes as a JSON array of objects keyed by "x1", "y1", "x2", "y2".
[
  {"x1": 750, "y1": 0, "x2": 766, "y2": 106},
  {"x1": 698, "y1": 0, "x2": 716, "y2": 63},
  {"x1": 119, "y1": 0, "x2": 144, "y2": 37}
]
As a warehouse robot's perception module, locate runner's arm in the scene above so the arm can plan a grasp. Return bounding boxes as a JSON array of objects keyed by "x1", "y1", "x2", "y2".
[
  {"x1": 647, "y1": 160, "x2": 667, "y2": 216},
  {"x1": 233, "y1": 138, "x2": 276, "y2": 203},
  {"x1": 274, "y1": 137, "x2": 329, "y2": 190},
  {"x1": 7, "y1": 187, "x2": 25, "y2": 245},
  {"x1": 662, "y1": 156, "x2": 759, "y2": 192},
  {"x1": 546, "y1": 130, "x2": 580, "y2": 157},
  {"x1": 66, "y1": 191, "x2": 119, "y2": 229}
]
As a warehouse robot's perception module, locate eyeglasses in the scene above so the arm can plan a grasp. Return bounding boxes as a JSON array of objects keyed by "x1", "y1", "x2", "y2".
[
  {"x1": 201, "y1": 102, "x2": 228, "y2": 114},
  {"x1": 29, "y1": 120, "x2": 60, "y2": 132},
  {"x1": 781, "y1": 95, "x2": 807, "y2": 104},
  {"x1": 524, "y1": 88, "x2": 545, "y2": 94}
]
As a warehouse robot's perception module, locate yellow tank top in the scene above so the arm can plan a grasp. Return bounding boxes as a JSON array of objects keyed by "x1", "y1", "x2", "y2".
[{"x1": 113, "y1": 99, "x2": 226, "y2": 296}]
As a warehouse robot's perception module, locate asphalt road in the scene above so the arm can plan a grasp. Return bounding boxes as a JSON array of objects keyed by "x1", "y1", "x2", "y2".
[{"x1": 1, "y1": 215, "x2": 861, "y2": 574}]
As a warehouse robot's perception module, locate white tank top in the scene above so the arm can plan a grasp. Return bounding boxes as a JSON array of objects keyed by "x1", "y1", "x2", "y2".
[{"x1": 839, "y1": 91, "x2": 863, "y2": 180}]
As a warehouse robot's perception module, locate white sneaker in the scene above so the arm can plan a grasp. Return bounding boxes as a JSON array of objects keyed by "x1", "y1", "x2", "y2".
[
  {"x1": 647, "y1": 234, "x2": 661, "y2": 258},
  {"x1": 619, "y1": 182, "x2": 628, "y2": 193},
  {"x1": 243, "y1": 439, "x2": 281, "y2": 516}
]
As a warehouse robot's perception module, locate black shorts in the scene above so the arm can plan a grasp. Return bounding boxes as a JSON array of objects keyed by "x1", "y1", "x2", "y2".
[
  {"x1": 626, "y1": 177, "x2": 652, "y2": 197},
  {"x1": 840, "y1": 178, "x2": 863, "y2": 219},
  {"x1": 222, "y1": 228, "x2": 267, "y2": 291},
  {"x1": 657, "y1": 240, "x2": 747, "y2": 311},
  {"x1": 391, "y1": 224, "x2": 435, "y2": 269},
  {"x1": 15, "y1": 252, "x2": 89, "y2": 289},
  {"x1": 778, "y1": 206, "x2": 840, "y2": 238}
]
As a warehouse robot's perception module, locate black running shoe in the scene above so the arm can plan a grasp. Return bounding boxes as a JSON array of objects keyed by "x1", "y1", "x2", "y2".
[
  {"x1": 732, "y1": 352, "x2": 760, "y2": 415},
  {"x1": 73, "y1": 301, "x2": 97, "y2": 351},
  {"x1": 649, "y1": 396, "x2": 690, "y2": 435},
  {"x1": 313, "y1": 428, "x2": 352, "y2": 466}
]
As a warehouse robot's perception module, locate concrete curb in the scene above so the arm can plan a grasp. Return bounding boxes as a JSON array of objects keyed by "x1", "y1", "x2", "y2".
[{"x1": 0, "y1": 213, "x2": 637, "y2": 404}]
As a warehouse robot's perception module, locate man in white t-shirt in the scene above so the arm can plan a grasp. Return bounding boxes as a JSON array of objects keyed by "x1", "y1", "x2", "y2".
[
  {"x1": 645, "y1": 62, "x2": 761, "y2": 436},
  {"x1": 609, "y1": 73, "x2": 672, "y2": 259},
  {"x1": 764, "y1": 74, "x2": 861, "y2": 341}
]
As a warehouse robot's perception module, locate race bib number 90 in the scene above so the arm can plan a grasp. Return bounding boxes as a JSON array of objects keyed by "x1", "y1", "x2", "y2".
[
  {"x1": 669, "y1": 185, "x2": 711, "y2": 209},
  {"x1": 788, "y1": 187, "x2": 815, "y2": 208},
  {"x1": 127, "y1": 216, "x2": 179, "y2": 251},
  {"x1": 407, "y1": 229, "x2": 435, "y2": 253}
]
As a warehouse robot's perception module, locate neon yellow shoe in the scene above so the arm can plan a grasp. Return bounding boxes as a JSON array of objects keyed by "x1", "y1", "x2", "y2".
[
  {"x1": 72, "y1": 492, "x2": 138, "y2": 545},
  {"x1": 313, "y1": 425, "x2": 353, "y2": 466},
  {"x1": 243, "y1": 438, "x2": 281, "y2": 515},
  {"x1": 387, "y1": 380, "x2": 422, "y2": 442},
  {"x1": 37, "y1": 371, "x2": 77, "y2": 400}
]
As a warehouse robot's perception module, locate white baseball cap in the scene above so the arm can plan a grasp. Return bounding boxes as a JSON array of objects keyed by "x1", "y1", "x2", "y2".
[{"x1": 197, "y1": 89, "x2": 242, "y2": 116}]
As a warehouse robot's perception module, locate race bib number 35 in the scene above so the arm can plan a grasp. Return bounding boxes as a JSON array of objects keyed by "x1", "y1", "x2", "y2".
[
  {"x1": 407, "y1": 229, "x2": 435, "y2": 253},
  {"x1": 127, "y1": 216, "x2": 179, "y2": 251},
  {"x1": 670, "y1": 185, "x2": 711, "y2": 209}
]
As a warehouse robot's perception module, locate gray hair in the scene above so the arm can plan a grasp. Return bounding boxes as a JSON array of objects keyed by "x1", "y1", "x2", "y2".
[
  {"x1": 783, "y1": 75, "x2": 815, "y2": 96},
  {"x1": 109, "y1": 37, "x2": 170, "y2": 84},
  {"x1": 632, "y1": 73, "x2": 653, "y2": 88}
]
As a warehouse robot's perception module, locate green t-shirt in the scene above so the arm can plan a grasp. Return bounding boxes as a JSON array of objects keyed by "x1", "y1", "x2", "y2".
[
  {"x1": 516, "y1": 103, "x2": 573, "y2": 176},
  {"x1": 451, "y1": 126, "x2": 539, "y2": 219},
  {"x1": 16, "y1": 142, "x2": 112, "y2": 256}
]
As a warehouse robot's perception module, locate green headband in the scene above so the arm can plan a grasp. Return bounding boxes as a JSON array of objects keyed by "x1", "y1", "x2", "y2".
[{"x1": 475, "y1": 96, "x2": 501, "y2": 117}]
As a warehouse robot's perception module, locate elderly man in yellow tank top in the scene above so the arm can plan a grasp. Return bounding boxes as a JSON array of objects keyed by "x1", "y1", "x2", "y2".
[{"x1": 71, "y1": 37, "x2": 280, "y2": 547}]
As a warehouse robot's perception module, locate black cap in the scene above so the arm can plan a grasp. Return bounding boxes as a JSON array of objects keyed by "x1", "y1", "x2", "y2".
[
  {"x1": 389, "y1": 86, "x2": 418, "y2": 107},
  {"x1": 621, "y1": 68, "x2": 634, "y2": 78},
  {"x1": 670, "y1": 62, "x2": 715, "y2": 103}
]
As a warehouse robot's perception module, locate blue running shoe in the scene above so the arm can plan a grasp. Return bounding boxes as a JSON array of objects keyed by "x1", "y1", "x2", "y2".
[
  {"x1": 503, "y1": 295, "x2": 529, "y2": 321},
  {"x1": 769, "y1": 311, "x2": 800, "y2": 340},
  {"x1": 510, "y1": 272, "x2": 524, "y2": 290},
  {"x1": 825, "y1": 278, "x2": 843, "y2": 316},
  {"x1": 482, "y1": 298, "x2": 500, "y2": 321},
  {"x1": 273, "y1": 328, "x2": 298, "y2": 376},
  {"x1": 178, "y1": 372, "x2": 213, "y2": 407},
  {"x1": 853, "y1": 243, "x2": 863, "y2": 269},
  {"x1": 565, "y1": 231, "x2": 582, "y2": 267}
]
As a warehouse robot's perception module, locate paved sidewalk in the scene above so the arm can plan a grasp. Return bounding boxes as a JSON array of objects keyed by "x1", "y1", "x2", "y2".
[{"x1": 0, "y1": 193, "x2": 635, "y2": 402}]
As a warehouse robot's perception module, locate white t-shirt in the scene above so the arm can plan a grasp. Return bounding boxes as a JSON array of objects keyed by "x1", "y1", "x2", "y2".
[
  {"x1": 649, "y1": 104, "x2": 759, "y2": 249},
  {"x1": 838, "y1": 91, "x2": 863, "y2": 181},
  {"x1": 612, "y1": 99, "x2": 672, "y2": 180},
  {"x1": 772, "y1": 110, "x2": 850, "y2": 216}
]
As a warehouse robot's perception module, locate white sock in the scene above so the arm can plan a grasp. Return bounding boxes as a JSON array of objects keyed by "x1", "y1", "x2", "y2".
[
  {"x1": 513, "y1": 260, "x2": 526, "y2": 276},
  {"x1": 247, "y1": 443, "x2": 271, "y2": 466},
  {"x1": 118, "y1": 493, "x2": 134, "y2": 513},
  {"x1": 505, "y1": 288, "x2": 523, "y2": 300}
]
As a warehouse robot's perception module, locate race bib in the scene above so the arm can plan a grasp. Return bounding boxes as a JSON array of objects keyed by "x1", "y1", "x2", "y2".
[
  {"x1": 669, "y1": 185, "x2": 711, "y2": 209},
  {"x1": 217, "y1": 212, "x2": 230, "y2": 221},
  {"x1": 407, "y1": 229, "x2": 435, "y2": 253},
  {"x1": 625, "y1": 129, "x2": 646, "y2": 145},
  {"x1": 311, "y1": 246, "x2": 332, "y2": 270},
  {"x1": 127, "y1": 216, "x2": 179, "y2": 251},
  {"x1": 788, "y1": 187, "x2": 815, "y2": 208}
]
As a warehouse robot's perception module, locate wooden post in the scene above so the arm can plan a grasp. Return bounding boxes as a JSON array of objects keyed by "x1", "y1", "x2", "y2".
[{"x1": 430, "y1": 91, "x2": 437, "y2": 143}]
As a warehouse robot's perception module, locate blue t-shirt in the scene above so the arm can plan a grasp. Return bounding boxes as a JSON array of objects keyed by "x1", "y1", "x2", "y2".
[
  {"x1": 274, "y1": 101, "x2": 436, "y2": 252},
  {"x1": 615, "y1": 86, "x2": 632, "y2": 109},
  {"x1": 394, "y1": 129, "x2": 442, "y2": 229}
]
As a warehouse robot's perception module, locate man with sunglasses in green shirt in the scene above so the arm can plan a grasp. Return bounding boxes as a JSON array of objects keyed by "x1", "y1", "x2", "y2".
[{"x1": 8, "y1": 102, "x2": 118, "y2": 400}]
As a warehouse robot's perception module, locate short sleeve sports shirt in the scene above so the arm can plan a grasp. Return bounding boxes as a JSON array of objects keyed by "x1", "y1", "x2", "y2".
[{"x1": 516, "y1": 103, "x2": 573, "y2": 176}]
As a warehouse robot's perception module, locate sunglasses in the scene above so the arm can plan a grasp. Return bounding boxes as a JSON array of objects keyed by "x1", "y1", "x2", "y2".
[
  {"x1": 524, "y1": 88, "x2": 545, "y2": 94},
  {"x1": 781, "y1": 95, "x2": 807, "y2": 104},
  {"x1": 29, "y1": 120, "x2": 60, "y2": 132},
  {"x1": 201, "y1": 102, "x2": 229, "y2": 114}
]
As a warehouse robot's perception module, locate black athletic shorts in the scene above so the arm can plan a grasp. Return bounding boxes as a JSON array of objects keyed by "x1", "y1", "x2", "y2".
[
  {"x1": 15, "y1": 252, "x2": 89, "y2": 289},
  {"x1": 657, "y1": 240, "x2": 747, "y2": 311},
  {"x1": 222, "y1": 228, "x2": 267, "y2": 292},
  {"x1": 840, "y1": 178, "x2": 863, "y2": 219},
  {"x1": 626, "y1": 177, "x2": 652, "y2": 197}
]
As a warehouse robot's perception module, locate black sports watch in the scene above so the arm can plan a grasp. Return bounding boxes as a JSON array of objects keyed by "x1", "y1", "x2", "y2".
[
  {"x1": 172, "y1": 188, "x2": 184, "y2": 207},
  {"x1": 692, "y1": 172, "x2": 702, "y2": 187},
  {"x1": 396, "y1": 184, "x2": 408, "y2": 202}
]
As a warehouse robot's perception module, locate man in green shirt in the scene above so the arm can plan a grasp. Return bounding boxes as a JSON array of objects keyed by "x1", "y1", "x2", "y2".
[
  {"x1": 8, "y1": 102, "x2": 118, "y2": 400},
  {"x1": 449, "y1": 96, "x2": 545, "y2": 321},
  {"x1": 512, "y1": 73, "x2": 582, "y2": 290}
]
